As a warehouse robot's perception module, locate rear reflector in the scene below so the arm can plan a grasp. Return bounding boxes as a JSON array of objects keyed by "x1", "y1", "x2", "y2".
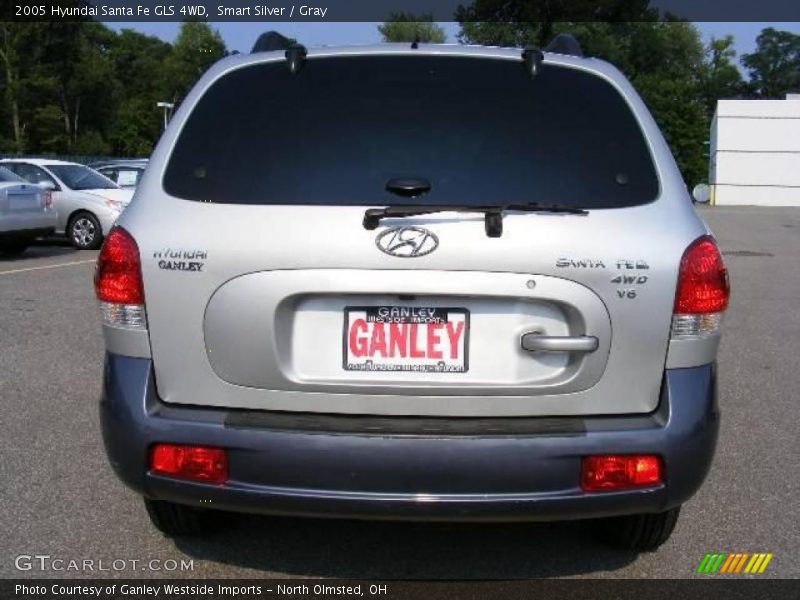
[
  {"x1": 150, "y1": 444, "x2": 228, "y2": 484},
  {"x1": 671, "y1": 235, "x2": 729, "y2": 339},
  {"x1": 581, "y1": 455, "x2": 663, "y2": 492},
  {"x1": 671, "y1": 313, "x2": 723, "y2": 338},
  {"x1": 99, "y1": 303, "x2": 147, "y2": 329},
  {"x1": 95, "y1": 227, "x2": 146, "y2": 329}
]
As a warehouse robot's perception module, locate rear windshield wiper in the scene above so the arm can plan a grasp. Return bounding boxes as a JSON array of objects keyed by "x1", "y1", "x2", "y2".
[{"x1": 363, "y1": 203, "x2": 588, "y2": 238}]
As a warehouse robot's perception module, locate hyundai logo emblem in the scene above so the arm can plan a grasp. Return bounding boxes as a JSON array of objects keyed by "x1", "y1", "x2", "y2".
[{"x1": 376, "y1": 226, "x2": 439, "y2": 258}]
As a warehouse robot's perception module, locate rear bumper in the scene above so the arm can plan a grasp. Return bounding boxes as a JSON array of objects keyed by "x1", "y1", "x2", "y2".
[{"x1": 100, "y1": 354, "x2": 719, "y2": 522}]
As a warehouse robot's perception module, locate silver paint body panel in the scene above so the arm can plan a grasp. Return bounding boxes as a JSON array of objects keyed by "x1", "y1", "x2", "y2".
[{"x1": 106, "y1": 44, "x2": 719, "y2": 416}]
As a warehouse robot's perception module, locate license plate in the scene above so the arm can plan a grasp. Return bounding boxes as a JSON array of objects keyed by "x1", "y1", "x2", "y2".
[{"x1": 343, "y1": 306, "x2": 469, "y2": 373}]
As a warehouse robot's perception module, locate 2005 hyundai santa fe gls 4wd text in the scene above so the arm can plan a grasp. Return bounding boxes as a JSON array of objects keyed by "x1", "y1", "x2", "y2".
[{"x1": 96, "y1": 34, "x2": 730, "y2": 550}]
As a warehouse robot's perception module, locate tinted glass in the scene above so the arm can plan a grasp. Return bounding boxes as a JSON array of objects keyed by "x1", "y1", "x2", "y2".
[
  {"x1": 165, "y1": 56, "x2": 659, "y2": 208},
  {"x1": 0, "y1": 166, "x2": 25, "y2": 182},
  {"x1": 4, "y1": 163, "x2": 57, "y2": 186},
  {"x1": 47, "y1": 165, "x2": 117, "y2": 190}
]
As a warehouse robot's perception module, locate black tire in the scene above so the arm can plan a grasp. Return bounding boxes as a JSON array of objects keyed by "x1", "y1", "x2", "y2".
[
  {"x1": 591, "y1": 506, "x2": 681, "y2": 551},
  {"x1": 144, "y1": 499, "x2": 210, "y2": 536},
  {"x1": 67, "y1": 212, "x2": 103, "y2": 250},
  {"x1": 0, "y1": 241, "x2": 30, "y2": 255}
]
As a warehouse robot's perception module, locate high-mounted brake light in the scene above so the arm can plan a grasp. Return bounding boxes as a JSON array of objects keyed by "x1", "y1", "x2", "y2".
[
  {"x1": 150, "y1": 444, "x2": 228, "y2": 484},
  {"x1": 581, "y1": 455, "x2": 663, "y2": 492},
  {"x1": 671, "y1": 235, "x2": 729, "y2": 338},
  {"x1": 94, "y1": 227, "x2": 146, "y2": 329}
]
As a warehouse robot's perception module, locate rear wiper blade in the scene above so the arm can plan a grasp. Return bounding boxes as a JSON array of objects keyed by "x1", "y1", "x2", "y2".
[{"x1": 362, "y1": 203, "x2": 588, "y2": 238}]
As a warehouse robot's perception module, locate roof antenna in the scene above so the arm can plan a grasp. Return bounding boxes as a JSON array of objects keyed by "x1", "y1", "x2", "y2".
[
  {"x1": 411, "y1": 36, "x2": 420, "y2": 50},
  {"x1": 285, "y1": 44, "x2": 307, "y2": 75},
  {"x1": 521, "y1": 46, "x2": 544, "y2": 77}
]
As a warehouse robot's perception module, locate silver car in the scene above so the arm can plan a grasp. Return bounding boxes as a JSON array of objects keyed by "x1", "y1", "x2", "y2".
[
  {"x1": 0, "y1": 166, "x2": 56, "y2": 255},
  {"x1": 96, "y1": 39, "x2": 729, "y2": 550},
  {"x1": 0, "y1": 159, "x2": 133, "y2": 249}
]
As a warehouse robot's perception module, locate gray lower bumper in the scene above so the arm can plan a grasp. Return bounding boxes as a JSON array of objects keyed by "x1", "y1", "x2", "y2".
[{"x1": 100, "y1": 354, "x2": 718, "y2": 522}]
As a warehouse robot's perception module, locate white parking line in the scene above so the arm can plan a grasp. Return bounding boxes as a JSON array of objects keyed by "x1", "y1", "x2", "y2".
[{"x1": 0, "y1": 259, "x2": 96, "y2": 276}]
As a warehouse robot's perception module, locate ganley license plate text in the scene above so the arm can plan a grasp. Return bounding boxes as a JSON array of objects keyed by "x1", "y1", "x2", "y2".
[{"x1": 343, "y1": 306, "x2": 469, "y2": 373}]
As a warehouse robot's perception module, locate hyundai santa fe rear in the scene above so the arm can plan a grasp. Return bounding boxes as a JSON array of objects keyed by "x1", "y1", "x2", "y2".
[{"x1": 97, "y1": 39, "x2": 729, "y2": 550}]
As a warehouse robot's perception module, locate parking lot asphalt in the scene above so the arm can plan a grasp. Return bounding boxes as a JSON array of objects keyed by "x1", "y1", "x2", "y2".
[{"x1": 1, "y1": 206, "x2": 798, "y2": 580}]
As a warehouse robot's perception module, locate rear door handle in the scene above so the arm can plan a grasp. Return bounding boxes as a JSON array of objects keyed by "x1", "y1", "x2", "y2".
[{"x1": 521, "y1": 333, "x2": 598, "y2": 353}]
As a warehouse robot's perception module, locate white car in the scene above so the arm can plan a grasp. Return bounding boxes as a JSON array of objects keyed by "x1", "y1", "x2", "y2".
[
  {"x1": 0, "y1": 159, "x2": 133, "y2": 249},
  {"x1": 0, "y1": 166, "x2": 56, "y2": 255}
]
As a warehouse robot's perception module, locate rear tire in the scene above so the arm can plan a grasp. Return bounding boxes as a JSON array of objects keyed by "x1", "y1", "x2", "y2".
[
  {"x1": 591, "y1": 506, "x2": 681, "y2": 551},
  {"x1": 144, "y1": 499, "x2": 211, "y2": 536},
  {"x1": 67, "y1": 212, "x2": 103, "y2": 250}
]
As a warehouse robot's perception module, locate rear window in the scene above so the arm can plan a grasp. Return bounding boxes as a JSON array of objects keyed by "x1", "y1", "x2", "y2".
[
  {"x1": 164, "y1": 55, "x2": 659, "y2": 208},
  {"x1": 47, "y1": 165, "x2": 117, "y2": 190}
]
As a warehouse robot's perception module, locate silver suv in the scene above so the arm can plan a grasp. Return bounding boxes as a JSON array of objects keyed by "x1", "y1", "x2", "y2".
[{"x1": 96, "y1": 37, "x2": 729, "y2": 550}]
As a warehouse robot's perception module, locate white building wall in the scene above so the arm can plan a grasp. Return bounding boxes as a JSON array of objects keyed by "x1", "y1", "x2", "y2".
[{"x1": 710, "y1": 98, "x2": 800, "y2": 207}]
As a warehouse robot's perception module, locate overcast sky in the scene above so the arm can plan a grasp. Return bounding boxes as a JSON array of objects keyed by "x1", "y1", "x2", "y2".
[{"x1": 107, "y1": 22, "x2": 800, "y2": 57}]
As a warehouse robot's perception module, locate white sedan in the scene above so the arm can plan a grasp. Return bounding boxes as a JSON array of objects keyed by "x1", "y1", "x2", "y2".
[{"x1": 0, "y1": 159, "x2": 133, "y2": 249}]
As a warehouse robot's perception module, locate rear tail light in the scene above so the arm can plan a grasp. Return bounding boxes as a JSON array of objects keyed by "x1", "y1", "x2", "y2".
[
  {"x1": 671, "y1": 235, "x2": 729, "y2": 338},
  {"x1": 150, "y1": 444, "x2": 228, "y2": 484},
  {"x1": 581, "y1": 455, "x2": 663, "y2": 492},
  {"x1": 94, "y1": 227, "x2": 146, "y2": 329}
]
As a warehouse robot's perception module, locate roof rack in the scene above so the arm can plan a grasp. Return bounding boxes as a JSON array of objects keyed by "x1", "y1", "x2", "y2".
[
  {"x1": 251, "y1": 31, "x2": 307, "y2": 75},
  {"x1": 544, "y1": 33, "x2": 584, "y2": 58},
  {"x1": 251, "y1": 31, "x2": 293, "y2": 53}
]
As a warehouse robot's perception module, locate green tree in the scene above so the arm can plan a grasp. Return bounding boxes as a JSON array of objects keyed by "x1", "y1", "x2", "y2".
[
  {"x1": 0, "y1": 22, "x2": 49, "y2": 152},
  {"x1": 39, "y1": 22, "x2": 85, "y2": 150},
  {"x1": 1, "y1": 21, "x2": 119, "y2": 154},
  {"x1": 700, "y1": 36, "x2": 743, "y2": 117},
  {"x1": 109, "y1": 97, "x2": 160, "y2": 156},
  {"x1": 162, "y1": 22, "x2": 226, "y2": 106},
  {"x1": 455, "y1": 1, "x2": 657, "y2": 48},
  {"x1": 635, "y1": 73, "x2": 707, "y2": 185},
  {"x1": 455, "y1": 7, "x2": 712, "y2": 185},
  {"x1": 742, "y1": 27, "x2": 800, "y2": 98},
  {"x1": 58, "y1": 22, "x2": 117, "y2": 150},
  {"x1": 0, "y1": 20, "x2": 228, "y2": 156},
  {"x1": 106, "y1": 28, "x2": 172, "y2": 155},
  {"x1": 378, "y1": 13, "x2": 447, "y2": 44},
  {"x1": 626, "y1": 21, "x2": 709, "y2": 187},
  {"x1": 0, "y1": 23, "x2": 24, "y2": 151}
]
